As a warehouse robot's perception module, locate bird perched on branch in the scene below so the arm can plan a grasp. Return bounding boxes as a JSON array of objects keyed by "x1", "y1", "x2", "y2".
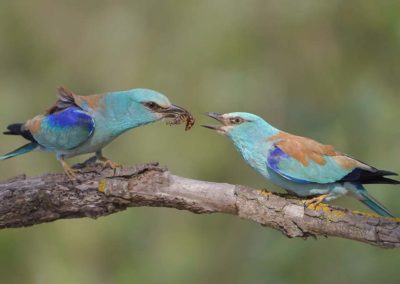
[
  {"x1": 1, "y1": 87, "x2": 194, "y2": 178},
  {"x1": 203, "y1": 112, "x2": 399, "y2": 217}
]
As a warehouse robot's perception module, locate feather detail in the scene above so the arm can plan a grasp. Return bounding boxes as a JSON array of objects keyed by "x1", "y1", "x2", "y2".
[
  {"x1": 3, "y1": 123, "x2": 36, "y2": 142},
  {"x1": 269, "y1": 131, "x2": 336, "y2": 166},
  {"x1": 24, "y1": 107, "x2": 95, "y2": 151},
  {"x1": 267, "y1": 131, "x2": 399, "y2": 185},
  {"x1": 46, "y1": 86, "x2": 79, "y2": 114}
]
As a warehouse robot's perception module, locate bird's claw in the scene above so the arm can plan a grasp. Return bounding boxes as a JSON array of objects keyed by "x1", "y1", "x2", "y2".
[
  {"x1": 62, "y1": 163, "x2": 77, "y2": 180},
  {"x1": 258, "y1": 188, "x2": 272, "y2": 197},
  {"x1": 304, "y1": 194, "x2": 329, "y2": 209},
  {"x1": 99, "y1": 159, "x2": 122, "y2": 170}
]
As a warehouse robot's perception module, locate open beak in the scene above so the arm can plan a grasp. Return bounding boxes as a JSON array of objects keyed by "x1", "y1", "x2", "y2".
[{"x1": 201, "y1": 112, "x2": 227, "y2": 133}]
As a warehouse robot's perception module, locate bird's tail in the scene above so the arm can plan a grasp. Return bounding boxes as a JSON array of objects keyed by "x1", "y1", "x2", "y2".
[
  {"x1": 355, "y1": 184, "x2": 394, "y2": 217},
  {"x1": 0, "y1": 143, "x2": 38, "y2": 160}
]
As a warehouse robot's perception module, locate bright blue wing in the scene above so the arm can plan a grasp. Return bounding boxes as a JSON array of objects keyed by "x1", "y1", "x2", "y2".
[
  {"x1": 30, "y1": 107, "x2": 95, "y2": 150},
  {"x1": 266, "y1": 146, "x2": 353, "y2": 184}
]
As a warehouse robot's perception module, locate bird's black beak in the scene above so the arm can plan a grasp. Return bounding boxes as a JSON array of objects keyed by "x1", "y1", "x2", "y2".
[
  {"x1": 201, "y1": 112, "x2": 226, "y2": 132},
  {"x1": 161, "y1": 104, "x2": 188, "y2": 118},
  {"x1": 160, "y1": 104, "x2": 195, "y2": 131}
]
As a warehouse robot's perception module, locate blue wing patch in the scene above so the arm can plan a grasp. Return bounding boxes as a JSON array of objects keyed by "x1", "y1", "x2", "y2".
[
  {"x1": 266, "y1": 146, "x2": 352, "y2": 184},
  {"x1": 267, "y1": 147, "x2": 310, "y2": 183},
  {"x1": 31, "y1": 107, "x2": 95, "y2": 150}
]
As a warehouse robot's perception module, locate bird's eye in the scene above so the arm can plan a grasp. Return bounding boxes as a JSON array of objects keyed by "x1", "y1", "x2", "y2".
[
  {"x1": 230, "y1": 117, "x2": 245, "y2": 125},
  {"x1": 144, "y1": 102, "x2": 159, "y2": 110}
]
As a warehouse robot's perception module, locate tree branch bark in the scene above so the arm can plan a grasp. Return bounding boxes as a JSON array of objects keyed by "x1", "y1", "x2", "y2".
[{"x1": 0, "y1": 162, "x2": 399, "y2": 248}]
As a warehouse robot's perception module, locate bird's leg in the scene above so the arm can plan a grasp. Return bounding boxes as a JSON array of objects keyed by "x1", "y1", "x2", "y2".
[
  {"x1": 59, "y1": 157, "x2": 76, "y2": 179},
  {"x1": 95, "y1": 150, "x2": 121, "y2": 169},
  {"x1": 304, "y1": 194, "x2": 329, "y2": 209}
]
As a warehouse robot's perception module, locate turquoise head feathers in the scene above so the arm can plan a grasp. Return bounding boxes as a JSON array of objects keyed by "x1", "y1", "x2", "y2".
[{"x1": 202, "y1": 112, "x2": 279, "y2": 142}]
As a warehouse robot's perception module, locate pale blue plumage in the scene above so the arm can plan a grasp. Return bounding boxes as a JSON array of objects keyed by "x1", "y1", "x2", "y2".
[
  {"x1": 33, "y1": 107, "x2": 95, "y2": 151},
  {"x1": 54, "y1": 89, "x2": 171, "y2": 158},
  {"x1": 203, "y1": 112, "x2": 399, "y2": 217},
  {"x1": 267, "y1": 146, "x2": 351, "y2": 184},
  {"x1": 1, "y1": 87, "x2": 192, "y2": 178}
]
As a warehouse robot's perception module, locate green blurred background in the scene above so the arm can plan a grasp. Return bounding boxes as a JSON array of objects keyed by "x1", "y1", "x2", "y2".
[{"x1": 0, "y1": 1, "x2": 399, "y2": 283}]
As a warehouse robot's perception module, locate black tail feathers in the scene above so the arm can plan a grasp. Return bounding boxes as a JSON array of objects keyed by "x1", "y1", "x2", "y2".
[
  {"x1": 3, "y1": 123, "x2": 24, "y2": 135},
  {"x1": 3, "y1": 123, "x2": 35, "y2": 142},
  {"x1": 372, "y1": 176, "x2": 400, "y2": 185},
  {"x1": 341, "y1": 168, "x2": 399, "y2": 185},
  {"x1": 364, "y1": 170, "x2": 400, "y2": 185}
]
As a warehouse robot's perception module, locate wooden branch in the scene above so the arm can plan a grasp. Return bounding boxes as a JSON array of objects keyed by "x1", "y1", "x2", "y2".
[{"x1": 0, "y1": 162, "x2": 399, "y2": 248}]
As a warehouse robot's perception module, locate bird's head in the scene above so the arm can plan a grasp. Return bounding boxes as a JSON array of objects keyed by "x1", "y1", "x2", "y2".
[
  {"x1": 111, "y1": 88, "x2": 191, "y2": 128},
  {"x1": 202, "y1": 112, "x2": 278, "y2": 141}
]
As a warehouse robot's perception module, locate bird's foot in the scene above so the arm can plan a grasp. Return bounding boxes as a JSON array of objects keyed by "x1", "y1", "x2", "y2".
[
  {"x1": 61, "y1": 161, "x2": 77, "y2": 180},
  {"x1": 304, "y1": 194, "x2": 329, "y2": 209},
  {"x1": 98, "y1": 158, "x2": 122, "y2": 170},
  {"x1": 258, "y1": 188, "x2": 272, "y2": 197}
]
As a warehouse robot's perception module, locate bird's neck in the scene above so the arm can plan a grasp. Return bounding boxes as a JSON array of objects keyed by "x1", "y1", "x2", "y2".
[
  {"x1": 92, "y1": 92, "x2": 156, "y2": 138},
  {"x1": 228, "y1": 123, "x2": 279, "y2": 172},
  {"x1": 98, "y1": 112, "x2": 154, "y2": 138}
]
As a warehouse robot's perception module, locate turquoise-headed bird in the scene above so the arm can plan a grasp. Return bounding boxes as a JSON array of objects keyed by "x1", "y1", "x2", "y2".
[
  {"x1": 1, "y1": 87, "x2": 193, "y2": 178},
  {"x1": 203, "y1": 112, "x2": 399, "y2": 217}
]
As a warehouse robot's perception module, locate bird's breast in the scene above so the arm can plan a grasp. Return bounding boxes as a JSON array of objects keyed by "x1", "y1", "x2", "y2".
[{"x1": 232, "y1": 137, "x2": 272, "y2": 178}]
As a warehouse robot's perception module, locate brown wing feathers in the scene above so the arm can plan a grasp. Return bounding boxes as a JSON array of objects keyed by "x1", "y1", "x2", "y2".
[
  {"x1": 270, "y1": 131, "x2": 399, "y2": 185},
  {"x1": 46, "y1": 86, "x2": 79, "y2": 114}
]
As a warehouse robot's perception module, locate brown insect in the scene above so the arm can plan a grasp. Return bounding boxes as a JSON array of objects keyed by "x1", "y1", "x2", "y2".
[{"x1": 167, "y1": 112, "x2": 195, "y2": 131}]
